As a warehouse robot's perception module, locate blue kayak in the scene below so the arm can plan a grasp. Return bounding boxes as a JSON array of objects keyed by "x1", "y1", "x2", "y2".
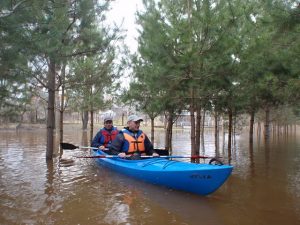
[{"x1": 92, "y1": 150, "x2": 233, "y2": 195}]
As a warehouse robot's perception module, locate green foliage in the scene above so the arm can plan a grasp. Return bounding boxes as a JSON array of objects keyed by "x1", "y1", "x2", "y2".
[
  {"x1": 0, "y1": 0, "x2": 33, "y2": 120},
  {"x1": 1, "y1": 0, "x2": 299, "y2": 126},
  {"x1": 239, "y1": 0, "x2": 299, "y2": 117},
  {"x1": 0, "y1": 0, "x2": 123, "y2": 122},
  {"x1": 67, "y1": 52, "x2": 121, "y2": 113},
  {"x1": 126, "y1": 0, "x2": 300, "y2": 126}
]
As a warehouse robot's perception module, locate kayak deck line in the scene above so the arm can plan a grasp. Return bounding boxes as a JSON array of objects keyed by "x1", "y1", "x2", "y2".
[
  {"x1": 161, "y1": 160, "x2": 180, "y2": 169},
  {"x1": 161, "y1": 160, "x2": 181, "y2": 169},
  {"x1": 108, "y1": 157, "x2": 189, "y2": 169},
  {"x1": 140, "y1": 158, "x2": 180, "y2": 169}
]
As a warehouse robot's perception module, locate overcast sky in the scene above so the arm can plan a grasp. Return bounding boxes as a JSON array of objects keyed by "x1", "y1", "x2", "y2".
[{"x1": 106, "y1": 0, "x2": 144, "y2": 53}]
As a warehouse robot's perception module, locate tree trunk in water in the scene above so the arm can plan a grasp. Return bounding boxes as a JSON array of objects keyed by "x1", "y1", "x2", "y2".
[
  {"x1": 82, "y1": 131, "x2": 88, "y2": 146},
  {"x1": 90, "y1": 110, "x2": 94, "y2": 144},
  {"x1": 228, "y1": 109, "x2": 233, "y2": 155},
  {"x1": 82, "y1": 111, "x2": 89, "y2": 130},
  {"x1": 195, "y1": 107, "x2": 201, "y2": 155},
  {"x1": 201, "y1": 110, "x2": 205, "y2": 151},
  {"x1": 59, "y1": 63, "x2": 66, "y2": 145},
  {"x1": 249, "y1": 110, "x2": 255, "y2": 143},
  {"x1": 46, "y1": 59, "x2": 56, "y2": 160},
  {"x1": 150, "y1": 117, "x2": 155, "y2": 144},
  {"x1": 214, "y1": 112, "x2": 219, "y2": 153},
  {"x1": 264, "y1": 106, "x2": 270, "y2": 139},
  {"x1": 164, "y1": 114, "x2": 167, "y2": 129},
  {"x1": 190, "y1": 87, "x2": 196, "y2": 162},
  {"x1": 165, "y1": 113, "x2": 173, "y2": 152},
  {"x1": 190, "y1": 107, "x2": 196, "y2": 162}
]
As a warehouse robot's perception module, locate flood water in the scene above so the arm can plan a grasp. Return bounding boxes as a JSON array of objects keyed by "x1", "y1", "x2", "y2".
[{"x1": 0, "y1": 124, "x2": 299, "y2": 225}]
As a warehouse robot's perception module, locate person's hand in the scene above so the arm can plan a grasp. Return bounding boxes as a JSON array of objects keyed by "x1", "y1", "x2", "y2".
[
  {"x1": 99, "y1": 145, "x2": 105, "y2": 150},
  {"x1": 152, "y1": 153, "x2": 159, "y2": 157},
  {"x1": 118, "y1": 152, "x2": 126, "y2": 158}
]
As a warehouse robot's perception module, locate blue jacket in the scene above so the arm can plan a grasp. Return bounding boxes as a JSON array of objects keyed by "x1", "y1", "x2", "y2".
[{"x1": 91, "y1": 127, "x2": 118, "y2": 148}]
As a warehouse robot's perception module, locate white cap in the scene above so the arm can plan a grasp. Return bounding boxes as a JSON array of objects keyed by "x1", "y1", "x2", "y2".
[
  {"x1": 104, "y1": 115, "x2": 113, "y2": 122},
  {"x1": 127, "y1": 115, "x2": 143, "y2": 122}
]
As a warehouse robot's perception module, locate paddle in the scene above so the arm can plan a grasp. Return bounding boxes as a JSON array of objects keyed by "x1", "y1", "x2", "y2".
[
  {"x1": 60, "y1": 142, "x2": 100, "y2": 150},
  {"x1": 62, "y1": 142, "x2": 223, "y2": 164},
  {"x1": 76, "y1": 155, "x2": 219, "y2": 159},
  {"x1": 60, "y1": 142, "x2": 166, "y2": 154}
]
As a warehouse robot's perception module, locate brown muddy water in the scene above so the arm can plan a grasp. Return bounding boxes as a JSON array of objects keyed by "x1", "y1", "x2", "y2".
[{"x1": 0, "y1": 124, "x2": 299, "y2": 225}]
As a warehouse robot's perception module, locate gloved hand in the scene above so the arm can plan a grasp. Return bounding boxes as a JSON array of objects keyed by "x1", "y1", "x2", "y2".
[
  {"x1": 152, "y1": 153, "x2": 160, "y2": 157},
  {"x1": 118, "y1": 152, "x2": 126, "y2": 158}
]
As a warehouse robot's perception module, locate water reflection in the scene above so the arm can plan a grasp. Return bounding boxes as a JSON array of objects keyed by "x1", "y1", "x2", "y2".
[
  {"x1": 0, "y1": 126, "x2": 300, "y2": 225},
  {"x1": 249, "y1": 141, "x2": 255, "y2": 177},
  {"x1": 103, "y1": 194, "x2": 130, "y2": 224}
]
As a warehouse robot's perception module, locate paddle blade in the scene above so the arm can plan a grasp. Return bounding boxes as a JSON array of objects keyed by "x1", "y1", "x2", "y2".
[
  {"x1": 60, "y1": 142, "x2": 78, "y2": 150},
  {"x1": 154, "y1": 148, "x2": 169, "y2": 156},
  {"x1": 76, "y1": 155, "x2": 112, "y2": 158}
]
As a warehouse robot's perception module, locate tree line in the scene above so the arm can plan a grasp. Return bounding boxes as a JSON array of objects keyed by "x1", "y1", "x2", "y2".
[
  {"x1": 123, "y1": 0, "x2": 300, "y2": 159},
  {"x1": 0, "y1": 0, "x2": 127, "y2": 159},
  {"x1": 0, "y1": 0, "x2": 299, "y2": 160}
]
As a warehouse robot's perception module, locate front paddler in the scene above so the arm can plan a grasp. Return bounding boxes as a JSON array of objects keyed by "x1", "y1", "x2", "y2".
[{"x1": 109, "y1": 114, "x2": 159, "y2": 159}]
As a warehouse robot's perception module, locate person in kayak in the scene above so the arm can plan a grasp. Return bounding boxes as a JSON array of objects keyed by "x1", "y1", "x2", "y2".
[
  {"x1": 109, "y1": 114, "x2": 159, "y2": 159},
  {"x1": 91, "y1": 115, "x2": 118, "y2": 150}
]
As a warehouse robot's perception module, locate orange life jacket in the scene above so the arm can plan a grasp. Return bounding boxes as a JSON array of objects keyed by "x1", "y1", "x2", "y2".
[{"x1": 122, "y1": 129, "x2": 145, "y2": 154}]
